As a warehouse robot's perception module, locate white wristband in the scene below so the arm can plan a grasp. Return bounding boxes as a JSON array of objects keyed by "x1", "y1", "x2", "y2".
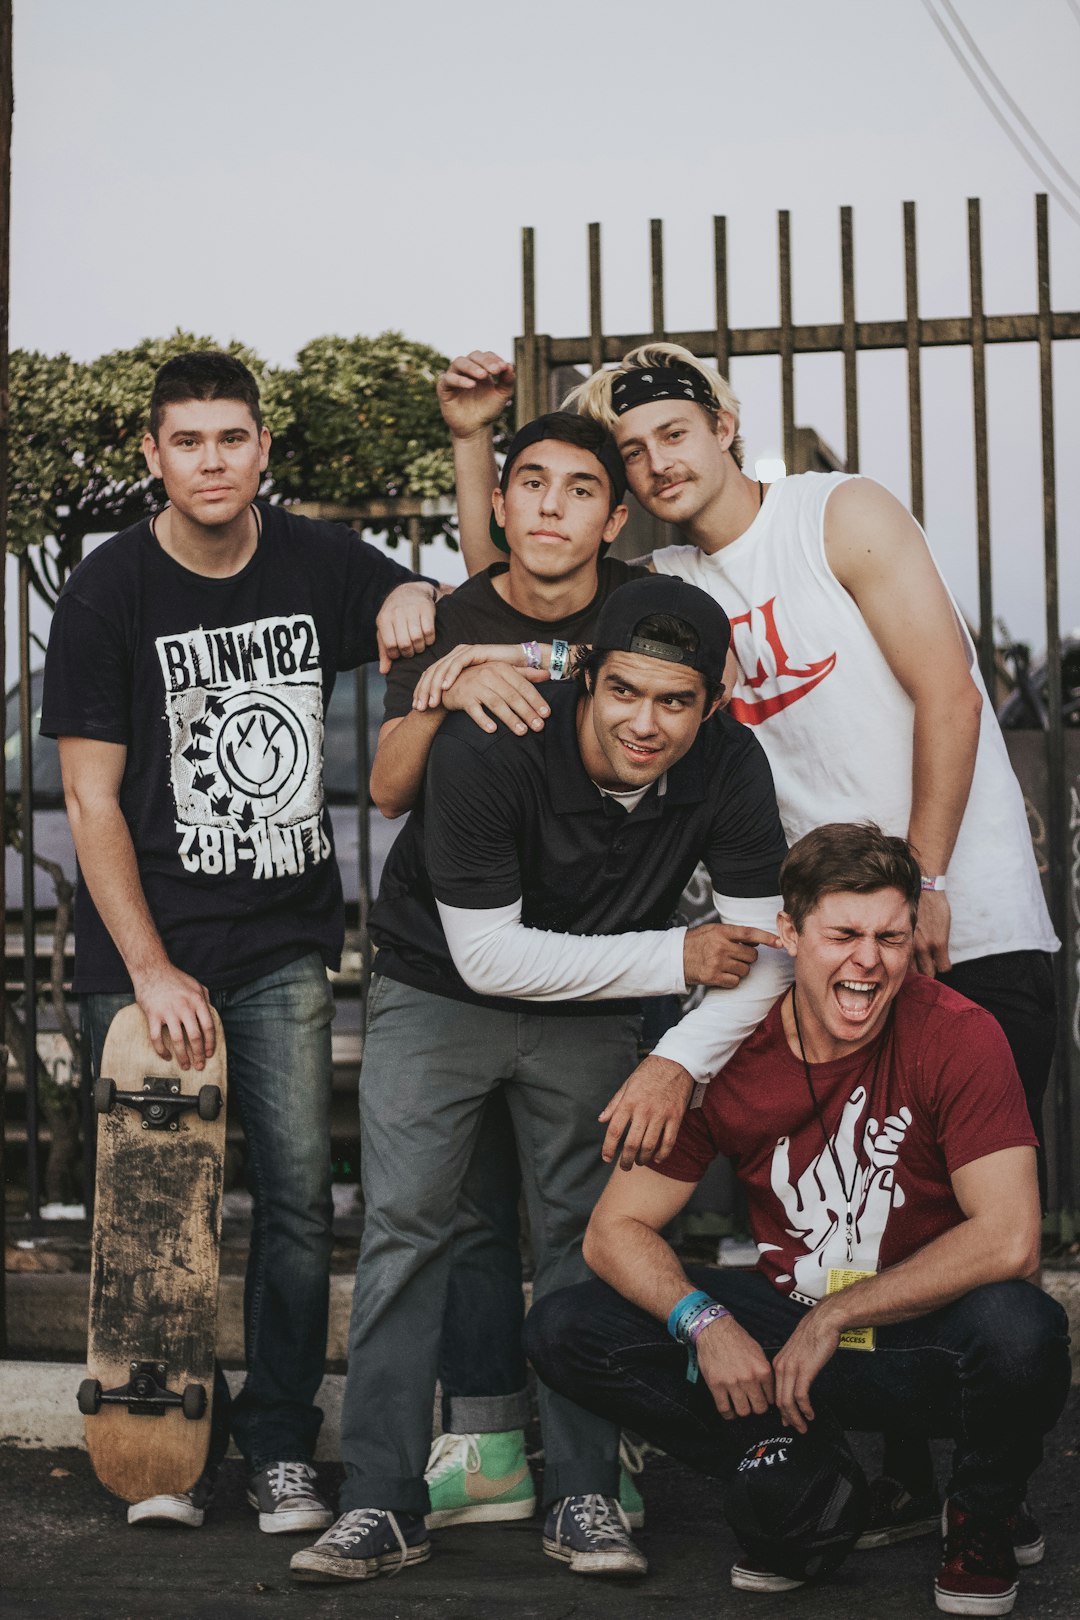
[{"x1": 920, "y1": 875, "x2": 947, "y2": 892}]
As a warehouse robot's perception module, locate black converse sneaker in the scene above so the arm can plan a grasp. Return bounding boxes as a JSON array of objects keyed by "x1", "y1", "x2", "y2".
[
  {"x1": 856, "y1": 1474, "x2": 941, "y2": 1549},
  {"x1": 290, "y1": 1508, "x2": 431, "y2": 1582},
  {"x1": 542, "y1": 1494, "x2": 648, "y2": 1576},
  {"x1": 246, "y1": 1461, "x2": 334, "y2": 1534}
]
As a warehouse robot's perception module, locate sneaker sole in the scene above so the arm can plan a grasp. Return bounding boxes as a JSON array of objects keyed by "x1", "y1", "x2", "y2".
[
  {"x1": 290, "y1": 1541, "x2": 431, "y2": 1582},
  {"x1": 623, "y1": 1509, "x2": 645, "y2": 1530},
  {"x1": 1014, "y1": 1535, "x2": 1044, "y2": 1568},
  {"x1": 127, "y1": 1499, "x2": 204, "y2": 1529},
  {"x1": 426, "y1": 1496, "x2": 536, "y2": 1529},
  {"x1": 730, "y1": 1565, "x2": 805, "y2": 1593},
  {"x1": 933, "y1": 1579, "x2": 1018, "y2": 1616},
  {"x1": 245, "y1": 1491, "x2": 334, "y2": 1535},
  {"x1": 857, "y1": 1513, "x2": 941, "y2": 1549},
  {"x1": 542, "y1": 1537, "x2": 647, "y2": 1576}
]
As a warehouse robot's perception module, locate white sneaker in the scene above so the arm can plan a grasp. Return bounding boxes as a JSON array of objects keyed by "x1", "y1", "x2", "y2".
[{"x1": 128, "y1": 1470, "x2": 215, "y2": 1528}]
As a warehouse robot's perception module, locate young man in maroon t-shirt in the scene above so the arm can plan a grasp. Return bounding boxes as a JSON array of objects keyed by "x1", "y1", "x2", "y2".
[{"x1": 525, "y1": 823, "x2": 1070, "y2": 1618}]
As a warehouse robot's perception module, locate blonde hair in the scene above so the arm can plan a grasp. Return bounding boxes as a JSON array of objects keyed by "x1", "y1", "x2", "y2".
[{"x1": 562, "y1": 342, "x2": 745, "y2": 469}]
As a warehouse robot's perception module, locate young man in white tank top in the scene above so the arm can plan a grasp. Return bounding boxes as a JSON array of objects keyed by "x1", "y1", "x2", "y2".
[{"x1": 441, "y1": 345, "x2": 1059, "y2": 1559}]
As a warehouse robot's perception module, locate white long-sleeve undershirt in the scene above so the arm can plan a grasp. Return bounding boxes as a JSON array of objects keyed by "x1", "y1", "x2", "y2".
[{"x1": 436, "y1": 889, "x2": 793, "y2": 1083}]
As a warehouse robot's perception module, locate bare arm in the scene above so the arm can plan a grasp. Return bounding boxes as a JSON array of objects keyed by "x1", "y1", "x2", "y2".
[
  {"x1": 772, "y1": 1145, "x2": 1040, "y2": 1430},
  {"x1": 584, "y1": 1163, "x2": 777, "y2": 1420},
  {"x1": 58, "y1": 736, "x2": 216, "y2": 1069},
  {"x1": 369, "y1": 712, "x2": 445, "y2": 820},
  {"x1": 437, "y1": 350, "x2": 514, "y2": 575},
  {"x1": 825, "y1": 478, "x2": 984, "y2": 975}
]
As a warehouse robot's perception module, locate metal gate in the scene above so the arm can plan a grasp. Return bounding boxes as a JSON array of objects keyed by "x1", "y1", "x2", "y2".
[{"x1": 513, "y1": 196, "x2": 1079, "y2": 1235}]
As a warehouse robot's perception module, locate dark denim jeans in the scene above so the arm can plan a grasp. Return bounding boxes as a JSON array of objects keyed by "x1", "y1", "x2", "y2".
[
  {"x1": 938, "y1": 949, "x2": 1057, "y2": 1208},
  {"x1": 525, "y1": 1267, "x2": 1071, "y2": 1518},
  {"x1": 84, "y1": 950, "x2": 335, "y2": 1472}
]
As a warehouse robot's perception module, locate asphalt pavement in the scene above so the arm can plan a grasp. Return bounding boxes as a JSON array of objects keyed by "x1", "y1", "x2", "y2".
[{"x1": 3, "y1": 1396, "x2": 1079, "y2": 1620}]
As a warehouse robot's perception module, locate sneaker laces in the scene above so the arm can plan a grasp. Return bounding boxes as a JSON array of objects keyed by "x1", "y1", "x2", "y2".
[
  {"x1": 268, "y1": 1461, "x2": 320, "y2": 1504},
  {"x1": 618, "y1": 1434, "x2": 662, "y2": 1476},
  {"x1": 556, "y1": 1494, "x2": 634, "y2": 1548},
  {"x1": 316, "y1": 1508, "x2": 412, "y2": 1575},
  {"x1": 426, "y1": 1432, "x2": 481, "y2": 1482}
]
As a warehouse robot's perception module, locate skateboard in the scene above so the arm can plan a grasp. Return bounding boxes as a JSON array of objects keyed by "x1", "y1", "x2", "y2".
[{"x1": 79, "y1": 1004, "x2": 227, "y2": 1503}]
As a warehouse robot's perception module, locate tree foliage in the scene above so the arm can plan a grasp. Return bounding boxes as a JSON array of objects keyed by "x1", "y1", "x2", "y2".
[{"x1": 7, "y1": 328, "x2": 478, "y2": 598}]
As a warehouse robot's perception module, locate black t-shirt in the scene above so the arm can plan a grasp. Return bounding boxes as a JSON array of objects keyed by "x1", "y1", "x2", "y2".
[
  {"x1": 40, "y1": 501, "x2": 414, "y2": 992},
  {"x1": 369, "y1": 682, "x2": 787, "y2": 1013},
  {"x1": 381, "y1": 556, "x2": 638, "y2": 720}
]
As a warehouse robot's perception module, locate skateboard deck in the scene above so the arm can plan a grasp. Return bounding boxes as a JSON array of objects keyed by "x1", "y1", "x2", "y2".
[{"x1": 81, "y1": 1004, "x2": 227, "y2": 1503}]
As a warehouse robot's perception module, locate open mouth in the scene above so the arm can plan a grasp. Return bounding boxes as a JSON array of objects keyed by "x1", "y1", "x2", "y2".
[
  {"x1": 832, "y1": 979, "x2": 880, "y2": 1023},
  {"x1": 619, "y1": 738, "x2": 660, "y2": 763}
]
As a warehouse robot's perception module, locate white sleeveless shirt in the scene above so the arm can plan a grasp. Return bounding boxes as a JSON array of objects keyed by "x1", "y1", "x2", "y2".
[{"x1": 651, "y1": 471, "x2": 1058, "y2": 964}]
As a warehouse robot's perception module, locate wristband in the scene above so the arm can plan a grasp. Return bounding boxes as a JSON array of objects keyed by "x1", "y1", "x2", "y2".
[
  {"x1": 667, "y1": 1290, "x2": 730, "y2": 1383},
  {"x1": 920, "y1": 875, "x2": 947, "y2": 892},
  {"x1": 521, "y1": 640, "x2": 542, "y2": 671},
  {"x1": 550, "y1": 639, "x2": 570, "y2": 681}
]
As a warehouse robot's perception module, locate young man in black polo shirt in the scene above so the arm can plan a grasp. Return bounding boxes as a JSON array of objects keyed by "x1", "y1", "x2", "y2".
[{"x1": 291, "y1": 575, "x2": 792, "y2": 1585}]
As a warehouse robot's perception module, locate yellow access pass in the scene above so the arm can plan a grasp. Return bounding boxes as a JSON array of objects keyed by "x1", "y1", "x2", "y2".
[{"x1": 827, "y1": 1268, "x2": 876, "y2": 1351}]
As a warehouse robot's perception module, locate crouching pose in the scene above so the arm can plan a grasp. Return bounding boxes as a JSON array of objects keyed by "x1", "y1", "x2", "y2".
[{"x1": 526, "y1": 823, "x2": 1070, "y2": 1616}]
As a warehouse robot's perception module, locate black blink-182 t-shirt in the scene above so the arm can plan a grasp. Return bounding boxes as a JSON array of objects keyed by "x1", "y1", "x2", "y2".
[
  {"x1": 40, "y1": 501, "x2": 414, "y2": 993},
  {"x1": 381, "y1": 555, "x2": 638, "y2": 720},
  {"x1": 370, "y1": 682, "x2": 787, "y2": 1013}
]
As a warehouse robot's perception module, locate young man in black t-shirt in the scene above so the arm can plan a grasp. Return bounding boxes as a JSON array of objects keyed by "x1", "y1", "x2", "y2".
[
  {"x1": 40, "y1": 351, "x2": 437, "y2": 1533},
  {"x1": 291, "y1": 575, "x2": 792, "y2": 1585},
  {"x1": 372, "y1": 407, "x2": 652, "y2": 1530}
]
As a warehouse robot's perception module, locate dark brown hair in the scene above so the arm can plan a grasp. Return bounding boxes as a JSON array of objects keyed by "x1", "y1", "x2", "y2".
[
  {"x1": 780, "y1": 822, "x2": 922, "y2": 930},
  {"x1": 149, "y1": 350, "x2": 263, "y2": 440}
]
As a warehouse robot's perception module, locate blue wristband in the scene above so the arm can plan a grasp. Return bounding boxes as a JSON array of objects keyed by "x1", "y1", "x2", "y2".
[{"x1": 667, "y1": 1290, "x2": 714, "y2": 1342}]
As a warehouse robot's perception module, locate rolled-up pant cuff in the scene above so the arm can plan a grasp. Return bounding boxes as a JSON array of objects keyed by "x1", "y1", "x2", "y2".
[
  {"x1": 445, "y1": 1390, "x2": 531, "y2": 1434},
  {"x1": 541, "y1": 1455, "x2": 620, "y2": 1509},
  {"x1": 340, "y1": 1470, "x2": 429, "y2": 1519}
]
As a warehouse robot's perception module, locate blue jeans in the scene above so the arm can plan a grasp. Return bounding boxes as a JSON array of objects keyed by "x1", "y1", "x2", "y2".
[
  {"x1": 525, "y1": 1268, "x2": 1071, "y2": 1518},
  {"x1": 84, "y1": 950, "x2": 335, "y2": 1471}
]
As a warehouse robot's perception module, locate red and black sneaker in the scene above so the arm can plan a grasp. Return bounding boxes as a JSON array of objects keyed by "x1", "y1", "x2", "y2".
[{"x1": 934, "y1": 1498, "x2": 1019, "y2": 1616}]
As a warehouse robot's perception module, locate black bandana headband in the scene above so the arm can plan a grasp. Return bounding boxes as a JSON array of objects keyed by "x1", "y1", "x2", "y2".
[{"x1": 610, "y1": 361, "x2": 719, "y2": 418}]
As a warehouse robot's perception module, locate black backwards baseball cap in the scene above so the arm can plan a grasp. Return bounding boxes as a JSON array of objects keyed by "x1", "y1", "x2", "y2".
[
  {"x1": 589, "y1": 575, "x2": 732, "y2": 686},
  {"x1": 722, "y1": 1417, "x2": 869, "y2": 1583},
  {"x1": 489, "y1": 411, "x2": 627, "y2": 554}
]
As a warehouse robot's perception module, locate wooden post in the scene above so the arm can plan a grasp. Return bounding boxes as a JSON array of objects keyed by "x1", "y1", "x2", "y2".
[{"x1": 0, "y1": 0, "x2": 13, "y2": 1351}]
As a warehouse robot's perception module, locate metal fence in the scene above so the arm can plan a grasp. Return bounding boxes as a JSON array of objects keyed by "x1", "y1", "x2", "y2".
[{"x1": 512, "y1": 196, "x2": 1079, "y2": 1235}]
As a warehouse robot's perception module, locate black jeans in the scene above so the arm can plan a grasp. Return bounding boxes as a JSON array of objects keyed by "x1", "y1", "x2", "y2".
[
  {"x1": 938, "y1": 949, "x2": 1057, "y2": 1208},
  {"x1": 525, "y1": 1268, "x2": 1071, "y2": 1519}
]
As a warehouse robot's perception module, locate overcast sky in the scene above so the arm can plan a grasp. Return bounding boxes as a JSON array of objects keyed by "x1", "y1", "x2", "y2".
[{"x1": 7, "y1": 0, "x2": 1079, "y2": 671}]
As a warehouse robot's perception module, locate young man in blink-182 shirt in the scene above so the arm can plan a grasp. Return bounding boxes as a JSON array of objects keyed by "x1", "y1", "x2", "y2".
[{"x1": 41, "y1": 350, "x2": 437, "y2": 1533}]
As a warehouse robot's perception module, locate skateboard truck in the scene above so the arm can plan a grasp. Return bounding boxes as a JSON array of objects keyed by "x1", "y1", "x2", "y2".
[
  {"x1": 78, "y1": 1363, "x2": 208, "y2": 1420},
  {"x1": 94, "y1": 1075, "x2": 222, "y2": 1130}
]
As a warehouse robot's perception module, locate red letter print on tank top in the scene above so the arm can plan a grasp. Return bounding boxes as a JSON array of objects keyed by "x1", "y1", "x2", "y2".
[{"x1": 726, "y1": 597, "x2": 837, "y2": 725}]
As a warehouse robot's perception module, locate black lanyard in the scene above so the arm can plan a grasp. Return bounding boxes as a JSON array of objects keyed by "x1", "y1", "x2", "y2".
[{"x1": 790, "y1": 991, "x2": 892, "y2": 1265}]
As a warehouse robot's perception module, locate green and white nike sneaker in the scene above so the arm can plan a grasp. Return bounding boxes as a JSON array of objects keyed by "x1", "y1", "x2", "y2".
[
  {"x1": 424, "y1": 1430, "x2": 537, "y2": 1528},
  {"x1": 618, "y1": 1435, "x2": 647, "y2": 1529}
]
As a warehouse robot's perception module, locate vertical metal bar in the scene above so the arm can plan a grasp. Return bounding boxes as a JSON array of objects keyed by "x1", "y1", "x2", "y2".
[
  {"x1": 588, "y1": 222, "x2": 603, "y2": 376},
  {"x1": 713, "y1": 215, "x2": 729, "y2": 381},
  {"x1": 1036, "y1": 194, "x2": 1073, "y2": 1235},
  {"x1": 407, "y1": 515, "x2": 422, "y2": 578},
  {"x1": 650, "y1": 218, "x2": 664, "y2": 339},
  {"x1": 967, "y1": 198, "x2": 994, "y2": 696},
  {"x1": 519, "y1": 227, "x2": 537, "y2": 427},
  {"x1": 778, "y1": 210, "x2": 795, "y2": 473},
  {"x1": 0, "y1": 0, "x2": 12, "y2": 1346},
  {"x1": 904, "y1": 200, "x2": 925, "y2": 526},
  {"x1": 840, "y1": 206, "x2": 859, "y2": 473},
  {"x1": 354, "y1": 667, "x2": 373, "y2": 1032},
  {"x1": 18, "y1": 554, "x2": 40, "y2": 1226}
]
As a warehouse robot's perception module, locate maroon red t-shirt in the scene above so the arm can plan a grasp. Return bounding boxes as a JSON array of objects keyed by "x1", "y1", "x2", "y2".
[{"x1": 657, "y1": 975, "x2": 1038, "y2": 1305}]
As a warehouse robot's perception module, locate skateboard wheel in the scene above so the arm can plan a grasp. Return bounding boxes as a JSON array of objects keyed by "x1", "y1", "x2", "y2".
[
  {"x1": 181, "y1": 1384, "x2": 207, "y2": 1421},
  {"x1": 77, "y1": 1378, "x2": 102, "y2": 1415},
  {"x1": 197, "y1": 1084, "x2": 222, "y2": 1121},
  {"x1": 93, "y1": 1077, "x2": 117, "y2": 1115}
]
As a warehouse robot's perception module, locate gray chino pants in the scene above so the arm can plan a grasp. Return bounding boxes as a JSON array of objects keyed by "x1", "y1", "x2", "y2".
[{"x1": 339, "y1": 975, "x2": 640, "y2": 1515}]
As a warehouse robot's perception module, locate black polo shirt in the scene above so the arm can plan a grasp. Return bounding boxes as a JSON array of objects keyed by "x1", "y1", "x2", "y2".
[{"x1": 369, "y1": 681, "x2": 787, "y2": 1014}]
